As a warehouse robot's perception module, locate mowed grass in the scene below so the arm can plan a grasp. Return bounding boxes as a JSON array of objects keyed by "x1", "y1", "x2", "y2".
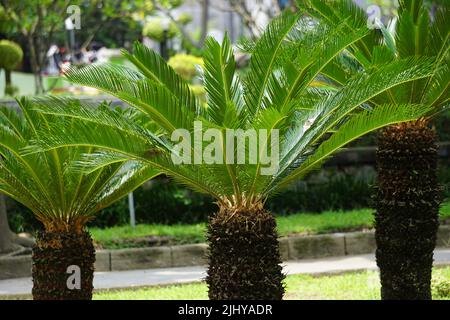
[
  {"x1": 90, "y1": 201, "x2": 450, "y2": 249},
  {"x1": 94, "y1": 267, "x2": 450, "y2": 300}
]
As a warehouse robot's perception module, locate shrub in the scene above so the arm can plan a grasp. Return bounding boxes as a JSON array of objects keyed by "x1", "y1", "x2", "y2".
[
  {"x1": 177, "y1": 13, "x2": 192, "y2": 25},
  {"x1": 189, "y1": 84, "x2": 206, "y2": 102},
  {"x1": 168, "y1": 54, "x2": 203, "y2": 81},
  {"x1": 267, "y1": 166, "x2": 376, "y2": 214},
  {"x1": 142, "y1": 18, "x2": 178, "y2": 42},
  {"x1": 4, "y1": 84, "x2": 19, "y2": 96},
  {"x1": 89, "y1": 177, "x2": 216, "y2": 227}
]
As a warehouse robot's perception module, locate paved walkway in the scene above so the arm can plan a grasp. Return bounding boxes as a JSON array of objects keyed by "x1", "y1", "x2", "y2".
[{"x1": 1, "y1": 249, "x2": 450, "y2": 297}]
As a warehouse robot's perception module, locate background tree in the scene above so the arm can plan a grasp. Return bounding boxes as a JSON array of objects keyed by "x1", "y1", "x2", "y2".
[
  {"x1": 34, "y1": 11, "x2": 435, "y2": 299},
  {"x1": 151, "y1": 0, "x2": 210, "y2": 50},
  {"x1": 0, "y1": 0, "x2": 152, "y2": 93},
  {"x1": 211, "y1": 0, "x2": 288, "y2": 37}
]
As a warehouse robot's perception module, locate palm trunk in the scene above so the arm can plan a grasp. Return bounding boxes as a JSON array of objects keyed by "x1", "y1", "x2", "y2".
[
  {"x1": 32, "y1": 230, "x2": 95, "y2": 300},
  {"x1": 374, "y1": 121, "x2": 441, "y2": 300},
  {"x1": 206, "y1": 204, "x2": 285, "y2": 300}
]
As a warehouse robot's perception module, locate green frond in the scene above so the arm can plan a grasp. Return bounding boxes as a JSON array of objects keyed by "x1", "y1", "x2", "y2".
[
  {"x1": 95, "y1": 162, "x2": 161, "y2": 211},
  {"x1": 65, "y1": 63, "x2": 195, "y2": 132},
  {"x1": 314, "y1": 56, "x2": 436, "y2": 137},
  {"x1": 243, "y1": 11, "x2": 300, "y2": 117},
  {"x1": 122, "y1": 41, "x2": 200, "y2": 116},
  {"x1": 423, "y1": 62, "x2": 450, "y2": 111},
  {"x1": 32, "y1": 116, "x2": 153, "y2": 161},
  {"x1": 297, "y1": 0, "x2": 381, "y2": 64},
  {"x1": 31, "y1": 8, "x2": 441, "y2": 210},
  {"x1": 267, "y1": 21, "x2": 369, "y2": 110},
  {"x1": 274, "y1": 103, "x2": 432, "y2": 191},
  {"x1": 0, "y1": 98, "x2": 164, "y2": 230}
]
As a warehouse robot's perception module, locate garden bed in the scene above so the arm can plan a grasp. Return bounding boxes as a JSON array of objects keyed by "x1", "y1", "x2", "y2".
[
  {"x1": 91, "y1": 202, "x2": 450, "y2": 250},
  {"x1": 1, "y1": 224, "x2": 449, "y2": 280}
]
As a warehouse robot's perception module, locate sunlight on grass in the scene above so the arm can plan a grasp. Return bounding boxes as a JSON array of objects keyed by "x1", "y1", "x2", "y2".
[
  {"x1": 90, "y1": 223, "x2": 206, "y2": 248},
  {"x1": 276, "y1": 209, "x2": 374, "y2": 236},
  {"x1": 94, "y1": 267, "x2": 450, "y2": 300}
]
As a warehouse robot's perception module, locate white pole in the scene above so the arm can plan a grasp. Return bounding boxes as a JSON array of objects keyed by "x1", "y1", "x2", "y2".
[{"x1": 128, "y1": 192, "x2": 136, "y2": 229}]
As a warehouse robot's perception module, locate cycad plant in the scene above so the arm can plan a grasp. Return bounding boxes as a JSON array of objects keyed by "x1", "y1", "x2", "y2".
[
  {"x1": 33, "y1": 11, "x2": 436, "y2": 299},
  {"x1": 0, "y1": 98, "x2": 159, "y2": 300},
  {"x1": 299, "y1": 0, "x2": 449, "y2": 299}
]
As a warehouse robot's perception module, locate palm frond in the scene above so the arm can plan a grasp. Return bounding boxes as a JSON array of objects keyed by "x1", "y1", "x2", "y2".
[
  {"x1": 65, "y1": 63, "x2": 195, "y2": 132},
  {"x1": 94, "y1": 162, "x2": 161, "y2": 211},
  {"x1": 122, "y1": 41, "x2": 200, "y2": 116},
  {"x1": 267, "y1": 20, "x2": 369, "y2": 110},
  {"x1": 274, "y1": 103, "x2": 431, "y2": 191}
]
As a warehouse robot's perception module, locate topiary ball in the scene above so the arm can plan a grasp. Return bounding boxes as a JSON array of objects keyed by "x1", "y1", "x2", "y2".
[
  {"x1": 0, "y1": 40, "x2": 23, "y2": 70},
  {"x1": 177, "y1": 13, "x2": 192, "y2": 25},
  {"x1": 142, "y1": 18, "x2": 179, "y2": 42}
]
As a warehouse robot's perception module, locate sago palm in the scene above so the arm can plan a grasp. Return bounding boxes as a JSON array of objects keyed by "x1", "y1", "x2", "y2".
[
  {"x1": 0, "y1": 98, "x2": 159, "y2": 300},
  {"x1": 32, "y1": 11, "x2": 436, "y2": 299},
  {"x1": 299, "y1": 0, "x2": 449, "y2": 299}
]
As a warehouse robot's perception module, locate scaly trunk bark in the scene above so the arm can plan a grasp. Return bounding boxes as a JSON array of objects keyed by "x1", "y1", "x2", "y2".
[
  {"x1": 32, "y1": 230, "x2": 95, "y2": 300},
  {"x1": 206, "y1": 204, "x2": 285, "y2": 300},
  {"x1": 374, "y1": 121, "x2": 441, "y2": 300}
]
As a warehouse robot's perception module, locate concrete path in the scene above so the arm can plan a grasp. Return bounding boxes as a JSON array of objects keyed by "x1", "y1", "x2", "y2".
[{"x1": 1, "y1": 249, "x2": 450, "y2": 297}]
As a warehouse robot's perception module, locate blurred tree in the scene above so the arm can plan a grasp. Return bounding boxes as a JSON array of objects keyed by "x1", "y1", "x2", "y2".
[
  {"x1": 0, "y1": 0, "x2": 152, "y2": 93},
  {"x1": 151, "y1": 0, "x2": 210, "y2": 50},
  {"x1": 211, "y1": 0, "x2": 287, "y2": 37}
]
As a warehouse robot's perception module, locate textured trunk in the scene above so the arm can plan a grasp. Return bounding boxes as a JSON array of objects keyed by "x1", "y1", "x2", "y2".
[
  {"x1": 26, "y1": 35, "x2": 44, "y2": 94},
  {"x1": 206, "y1": 205, "x2": 285, "y2": 300},
  {"x1": 374, "y1": 122, "x2": 441, "y2": 300},
  {"x1": 0, "y1": 194, "x2": 15, "y2": 254},
  {"x1": 32, "y1": 230, "x2": 95, "y2": 300}
]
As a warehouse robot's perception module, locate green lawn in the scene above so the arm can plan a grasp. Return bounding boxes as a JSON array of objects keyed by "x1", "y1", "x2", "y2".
[
  {"x1": 94, "y1": 267, "x2": 450, "y2": 300},
  {"x1": 90, "y1": 201, "x2": 450, "y2": 249}
]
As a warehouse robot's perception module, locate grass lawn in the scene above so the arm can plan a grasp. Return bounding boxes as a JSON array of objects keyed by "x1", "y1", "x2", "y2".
[
  {"x1": 90, "y1": 201, "x2": 450, "y2": 249},
  {"x1": 94, "y1": 267, "x2": 450, "y2": 300}
]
